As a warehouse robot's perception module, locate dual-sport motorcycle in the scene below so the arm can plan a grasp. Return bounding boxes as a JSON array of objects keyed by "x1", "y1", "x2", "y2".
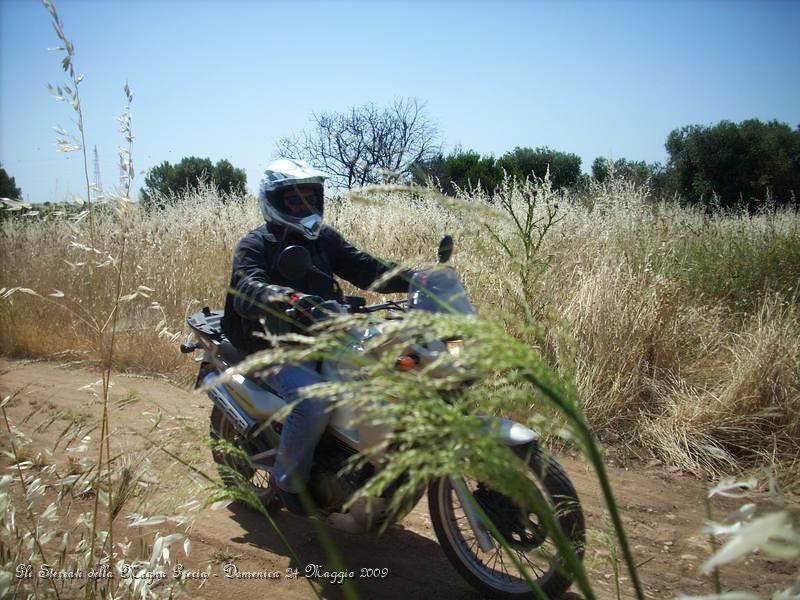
[{"x1": 181, "y1": 237, "x2": 585, "y2": 599}]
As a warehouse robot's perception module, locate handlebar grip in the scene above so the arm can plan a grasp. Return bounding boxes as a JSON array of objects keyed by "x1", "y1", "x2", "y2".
[{"x1": 344, "y1": 295, "x2": 367, "y2": 310}]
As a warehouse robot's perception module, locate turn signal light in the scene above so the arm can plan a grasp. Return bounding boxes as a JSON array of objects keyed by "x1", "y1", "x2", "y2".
[
  {"x1": 395, "y1": 355, "x2": 418, "y2": 371},
  {"x1": 445, "y1": 339, "x2": 464, "y2": 357}
]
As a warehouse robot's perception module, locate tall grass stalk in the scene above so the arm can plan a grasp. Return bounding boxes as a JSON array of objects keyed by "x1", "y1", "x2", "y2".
[
  {"x1": 40, "y1": 2, "x2": 111, "y2": 584},
  {"x1": 482, "y1": 170, "x2": 563, "y2": 316},
  {"x1": 4, "y1": 4, "x2": 193, "y2": 597},
  {"x1": 42, "y1": 0, "x2": 97, "y2": 274},
  {"x1": 521, "y1": 369, "x2": 644, "y2": 598}
]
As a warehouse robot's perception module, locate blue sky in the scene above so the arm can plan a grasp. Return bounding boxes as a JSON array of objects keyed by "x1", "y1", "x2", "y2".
[{"x1": 1, "y1": 0, "x2": 798, "y2": 202}]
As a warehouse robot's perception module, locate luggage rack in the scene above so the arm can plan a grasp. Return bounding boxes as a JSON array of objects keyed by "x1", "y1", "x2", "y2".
[
  {"x1": 187, "y1": 307, "x2": 224, "y2": 341},
  {"x1": 184, "y1": 307, "x2": 248, "y2": 366}
]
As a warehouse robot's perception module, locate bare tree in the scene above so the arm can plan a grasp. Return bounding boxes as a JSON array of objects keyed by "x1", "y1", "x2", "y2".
[{"x1": 277, "y1": 98, "x2": 439, "y2": 189}]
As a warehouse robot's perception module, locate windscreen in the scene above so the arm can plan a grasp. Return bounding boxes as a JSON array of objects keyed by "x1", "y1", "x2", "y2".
[{"x1": 407, "y1": 267, "x2": 474, "y2": 315}]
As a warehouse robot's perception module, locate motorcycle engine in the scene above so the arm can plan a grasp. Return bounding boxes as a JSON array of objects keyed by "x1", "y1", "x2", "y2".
[{"x1": 307, "y1": 437, "x2": 373, "y2": 513}]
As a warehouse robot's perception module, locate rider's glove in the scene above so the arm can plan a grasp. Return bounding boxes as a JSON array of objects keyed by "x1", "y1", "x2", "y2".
[
  {"x1": 291, "y1": 294, "x2": 325, "y2": 326},
  {"x1": 255, "y1": 284, "x2": 295, "y2": 313}
]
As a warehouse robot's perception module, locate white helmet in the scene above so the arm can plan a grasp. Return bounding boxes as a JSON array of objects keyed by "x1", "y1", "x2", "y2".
[{"x1": 258, "y1": 159, "x2": 328, "y2": 239}]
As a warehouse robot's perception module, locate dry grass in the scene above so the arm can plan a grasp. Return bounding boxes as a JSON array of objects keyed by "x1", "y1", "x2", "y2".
[{"x1": 2, "y1": 176, "x2": 799, "y2": 481}]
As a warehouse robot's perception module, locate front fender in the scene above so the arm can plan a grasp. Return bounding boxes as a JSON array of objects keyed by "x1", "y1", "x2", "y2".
[
  {"x1": 477, "y1": 416, "x2": 538, "y2": 459},
  {"x1": 477, "y1": 416, "x2": 538, "y2": 445}
]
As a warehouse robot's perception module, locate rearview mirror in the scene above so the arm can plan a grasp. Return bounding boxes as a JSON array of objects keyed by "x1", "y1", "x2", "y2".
[
  {"x1": 277, "y1": 245, "x2": 313, "y2": 281},
  {"x1": 437, "y1": 235, "x2": 453, "y2": 264}
]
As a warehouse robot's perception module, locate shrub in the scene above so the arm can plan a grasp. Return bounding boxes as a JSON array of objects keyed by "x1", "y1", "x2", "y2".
[
  {"x1": 498, "y1": 146, "x2": 582, "y2": 190},
  {"x1": 140, "y1": 156, "x2": 246, "y2": 209},
  {"x1": 0, "y1": 164, "x2": 22, "y2": 200},
  {"x1": 665, "y1": 119, "x2": 800, "y2": 210}
]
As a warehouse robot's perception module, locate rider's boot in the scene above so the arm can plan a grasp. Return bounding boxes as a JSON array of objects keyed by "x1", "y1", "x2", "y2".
[{"x1": 279, "y1": 488, "x2": 310, "y2": 517}]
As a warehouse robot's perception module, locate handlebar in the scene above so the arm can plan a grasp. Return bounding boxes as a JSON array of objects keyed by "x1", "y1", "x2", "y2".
[
  {"x1": 341, "y1": 295, "x2": 407, "y2": 314},
  {"x1": 354, "y1": 299, "x2": 407, "y2": 313},
  {"x1": 286, "y1": 298, "x2": 408, "y2": 322}
]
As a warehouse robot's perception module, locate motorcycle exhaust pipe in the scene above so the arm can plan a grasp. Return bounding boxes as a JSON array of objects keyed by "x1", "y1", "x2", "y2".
[{"x1": 203, "y1": 372, "x2": 257, "y2": 435}]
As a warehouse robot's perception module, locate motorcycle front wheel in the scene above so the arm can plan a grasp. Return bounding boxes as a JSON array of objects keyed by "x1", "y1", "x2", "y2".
[
  {"x1": 428, "y1": 445, "x2": 585, "y2": 599},
  {"x1": 210, "y1": 405, "x2": 279, "y2": 510}
]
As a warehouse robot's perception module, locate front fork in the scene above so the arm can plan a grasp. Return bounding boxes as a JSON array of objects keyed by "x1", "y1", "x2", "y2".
[
  {"x1": 451, "y1": 416, "x2": 539, "y2": 553},
  {"x1": 450, "y1": 476, "x2": 496, "y2": 553}
]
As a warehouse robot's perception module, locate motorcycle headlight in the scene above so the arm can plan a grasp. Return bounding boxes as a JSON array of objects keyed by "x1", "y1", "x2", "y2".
[{"x1": 445, "y1": 339, "x2": 464, "y2": 357}]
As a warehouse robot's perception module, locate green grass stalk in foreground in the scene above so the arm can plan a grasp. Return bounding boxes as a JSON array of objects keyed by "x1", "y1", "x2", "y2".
[
  {"x1": 525, "y1": 372, "x2": 644, "y2": 599},
  {"x1": 703, "y1": 493, "x2": 722, "y2": 595},
  {"x1": 225, "y1": 308, "x2": 631, "y2": 598}
]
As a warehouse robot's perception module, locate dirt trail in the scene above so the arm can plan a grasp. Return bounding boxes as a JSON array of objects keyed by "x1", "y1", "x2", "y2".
[{"x1": 0, "y1": 358, "x2": 794, "y2": 599}]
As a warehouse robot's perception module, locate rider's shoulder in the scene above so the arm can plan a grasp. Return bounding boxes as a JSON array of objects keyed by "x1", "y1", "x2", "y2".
[
  {"x1": 319, "y1": 225, "x2": 345, "y2": 245},
  {"x1": 238, "y1": 224, "x2": 279, "y2": 248}
]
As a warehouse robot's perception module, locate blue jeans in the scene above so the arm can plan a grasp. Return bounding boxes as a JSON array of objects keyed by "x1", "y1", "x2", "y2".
[{"x1": 267, "y1": 361, "x2": 331, "y2": 494}]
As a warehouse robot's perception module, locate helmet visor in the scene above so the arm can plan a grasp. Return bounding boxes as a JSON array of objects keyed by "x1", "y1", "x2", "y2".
[{"x1": 279, "y1": 186, "x2": 321, "y2": 218}]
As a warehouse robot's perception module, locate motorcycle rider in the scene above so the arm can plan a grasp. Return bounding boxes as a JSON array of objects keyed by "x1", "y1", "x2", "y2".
[{"x1": 221, "y1": 158, "x2": 411, "y2": 515}]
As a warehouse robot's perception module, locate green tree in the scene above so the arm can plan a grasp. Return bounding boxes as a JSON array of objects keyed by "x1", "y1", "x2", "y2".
[
  {"x1": 665, "y1": 119, "x2": 800, "y2": 209},
  {"x1": 412, "y1": 150, "x2": 502, "y2": 196},
  {"x1": 592, "y1": 157, "x2": 650, "y2": 185},
  {"x1": 497, "y1": 146, "x2": 582, "y2": 190},
  {"x1": 140, "y1": 156, "x2": 247, "y2": 208},
  {"x1": 0, "y1": 163, "x2": 22, "y2": 200},
  {"x1": 591, "y1": 157, "x2": 671, "y2": 194}
]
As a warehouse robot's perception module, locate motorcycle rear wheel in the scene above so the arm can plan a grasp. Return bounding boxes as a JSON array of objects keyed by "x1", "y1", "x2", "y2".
[
  {"x1": 209, "y1": 405, "x2": 278, "y2": 510},
  {"x1": 428, "y1": 445, "x2": 585, "y2": 599}
]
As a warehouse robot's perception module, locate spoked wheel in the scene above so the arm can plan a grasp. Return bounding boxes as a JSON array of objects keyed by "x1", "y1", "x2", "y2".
[
  {"x1": 210, "y1": 405, "x2": 279, "y2": 510},
  {"x1": 428, "y1": 445, "x2": 585, "y2": 599}
]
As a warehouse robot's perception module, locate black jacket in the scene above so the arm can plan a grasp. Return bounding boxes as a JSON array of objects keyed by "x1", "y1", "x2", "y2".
[{"x1": 222, "y1": 223, "x2": 410, "y2": 353}]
